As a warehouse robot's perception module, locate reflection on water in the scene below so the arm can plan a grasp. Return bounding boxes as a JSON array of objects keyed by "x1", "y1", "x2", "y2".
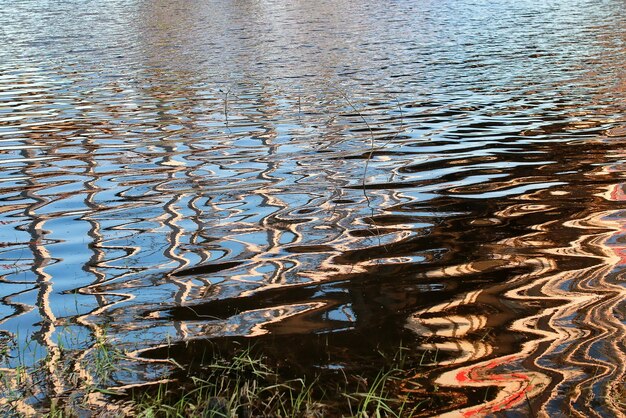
[{"x1": 2, "y1": 0, "x2": 626, "y2": 415}]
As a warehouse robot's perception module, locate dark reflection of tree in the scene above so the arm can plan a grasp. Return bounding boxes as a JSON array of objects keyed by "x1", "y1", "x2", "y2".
[
  {"x1": 135, "y1": 116, "x2": 626, "y2": 416},
  {"x1": 13, "y1": 144, "x2": 62, "y2": 406},
  {"x1": 75, "y1": 124, "x2": 122, "y2": 396}
]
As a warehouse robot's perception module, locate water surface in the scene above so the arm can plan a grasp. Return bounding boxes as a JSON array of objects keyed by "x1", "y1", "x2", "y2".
[{"x1": 2, "y1": 0, "x2": 626, "y2": 415}]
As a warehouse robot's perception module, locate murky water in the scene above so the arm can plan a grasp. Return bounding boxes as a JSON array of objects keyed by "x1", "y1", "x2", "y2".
[{"x1": 2, "y1": 0, "x2": 626, "y2": 415}]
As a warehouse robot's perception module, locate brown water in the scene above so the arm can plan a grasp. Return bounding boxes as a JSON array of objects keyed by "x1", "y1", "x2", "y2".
[{"x1": 2, "y1": 0, "x2": 626, "y2": 415}]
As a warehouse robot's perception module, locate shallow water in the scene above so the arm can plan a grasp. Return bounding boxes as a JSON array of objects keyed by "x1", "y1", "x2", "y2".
[{"x1": 2, "y1": 0, "x2": 626, "y2": 415}]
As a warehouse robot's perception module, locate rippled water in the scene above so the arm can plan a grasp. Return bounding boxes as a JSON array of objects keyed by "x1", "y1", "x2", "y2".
[{"x1": 2, "y1": 0, "x2": 626, "y2": 415}]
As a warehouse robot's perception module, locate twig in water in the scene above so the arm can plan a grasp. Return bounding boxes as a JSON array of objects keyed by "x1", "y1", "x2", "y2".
[{"x1": 220, "y1": 87, "x2": 232, "y2": 126}]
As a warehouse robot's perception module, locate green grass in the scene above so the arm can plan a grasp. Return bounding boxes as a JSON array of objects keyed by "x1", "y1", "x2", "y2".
[
  {"x1": 130, "y1": 346, "x2": 322, "y2": 417},
  {"x1": 0, "y1": 331, "x2": 449, "y2": 417},
  {"x1": 125, "y1": 344, "x2": 426, "y2": 418},
  {"x1": 0, "y1": 328, "x2": 129, "y2": 417}
]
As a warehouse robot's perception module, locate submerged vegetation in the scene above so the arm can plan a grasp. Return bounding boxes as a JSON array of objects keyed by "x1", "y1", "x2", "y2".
[
  {"x1": 0, "y1": 333, "x2": 471, "y2": 417},
  {"x1": 127, "y1": 344, "x2": 451, "y2": 417},
  {"x1": 129, "y1": 345, "x2": 417, "y2": 418}
]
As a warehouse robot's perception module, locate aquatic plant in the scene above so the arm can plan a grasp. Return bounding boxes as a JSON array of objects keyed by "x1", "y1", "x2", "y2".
[{"x1": 126, "y1": 343, "x2": 431, "y2": 418}]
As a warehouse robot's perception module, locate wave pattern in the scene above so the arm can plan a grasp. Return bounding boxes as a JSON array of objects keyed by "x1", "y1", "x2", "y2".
[{"x1": 1, "y1": 0, "x2": 626, "y2": 415}]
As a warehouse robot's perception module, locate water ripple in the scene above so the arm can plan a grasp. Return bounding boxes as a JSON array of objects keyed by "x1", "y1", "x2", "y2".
[{"x1": 1, "y1": 0, "x2": 626, "y2": 415}]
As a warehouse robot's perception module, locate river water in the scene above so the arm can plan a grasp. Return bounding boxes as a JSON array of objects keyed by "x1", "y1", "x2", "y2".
[{"x1": 1, "y1": 0, "x2": 626, "y2": 416}]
